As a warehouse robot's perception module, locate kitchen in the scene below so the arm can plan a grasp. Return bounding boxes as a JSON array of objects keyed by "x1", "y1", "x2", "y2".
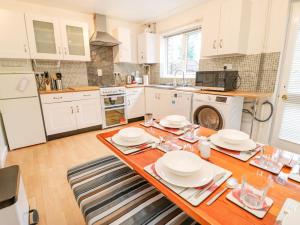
[{"x1": 0, "y1": 0, "x2": 300, "y2": 225}]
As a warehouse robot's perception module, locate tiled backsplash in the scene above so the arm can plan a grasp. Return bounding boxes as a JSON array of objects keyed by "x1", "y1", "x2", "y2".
[
  {"x1": 33, "y1": 60, "x2": 89, "y2": 87},
  {"x1": 87, "y1": 46, "x2": 145, "y2": 86},
  {"x1": 150, "y1": 52, "x2": 281, "y2": 93}
]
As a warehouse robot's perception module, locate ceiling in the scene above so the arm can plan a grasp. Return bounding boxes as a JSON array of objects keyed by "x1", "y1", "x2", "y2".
[{"x1": 16, "y1": 0, "x2": 207, "y2": 23}]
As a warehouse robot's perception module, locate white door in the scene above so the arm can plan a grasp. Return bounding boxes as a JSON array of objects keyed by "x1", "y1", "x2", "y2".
[
  {"x1": 271, "y1": 2, "x2": 300, "y2": 154},
  {"x1": 75, "y1": 99, "x2": 102, "y2": 129},
  {"x1": 201, "y1": 0, "x2": 221, "y2": 57},
  {"x1": 25, "y1": 14, "x2": 62, "y2": 60},
  {"x1": 0, "y1": 97, "x2": 46, "y2": 150},
  {"x1": 0, "y1": 9, "x2": 30, "y2": 59},
  {"x1": 42, "y1": 102, "x2": 77, "y2": 135},
  {"x1": 60, "y1": 20, "x2": 90, "y2": 61}
]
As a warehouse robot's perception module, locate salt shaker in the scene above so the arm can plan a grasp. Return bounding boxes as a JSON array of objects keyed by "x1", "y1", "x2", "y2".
[{"x1": 198, "y1": 136, "x2": 211, "y2": 159}]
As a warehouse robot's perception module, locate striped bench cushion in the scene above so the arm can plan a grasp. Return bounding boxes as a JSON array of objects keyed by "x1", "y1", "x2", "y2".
[{"x1": 67, "y1": 155, "x2": 199, "y2": 225}]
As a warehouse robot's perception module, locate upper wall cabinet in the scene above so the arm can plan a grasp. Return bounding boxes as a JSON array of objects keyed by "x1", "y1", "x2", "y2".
[
  {"x1": 0, "y1": 9, "x2": 30, "y2": 59},
  {"x1": 201, "y1": 0, "x2": 251, "y2": 57},
  {"x1": 60, "y1": 20, "x2": 90, "y2": 61},
  {"x1": 138, "y1": 33, "x2": 158, "y2": 64},
  {"x1": 113, "y1": 27, "x2": 132, "y2": 63},
  {"x1": 25, "y1": 14, "x2": 90, "y2": 61},
  {"x1": 25, "y1": 14, "x2": 62, "y2": 60}
]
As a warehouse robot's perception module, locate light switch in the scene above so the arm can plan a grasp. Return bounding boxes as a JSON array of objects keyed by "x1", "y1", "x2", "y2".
[{"x1": 97, "y1": 69, "x2": 103, "y2": 77}]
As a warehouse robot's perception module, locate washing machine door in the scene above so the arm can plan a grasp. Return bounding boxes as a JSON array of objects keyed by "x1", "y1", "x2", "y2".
[{"x1": 193, "y1": 105, "x2": 223, "y2": 130}]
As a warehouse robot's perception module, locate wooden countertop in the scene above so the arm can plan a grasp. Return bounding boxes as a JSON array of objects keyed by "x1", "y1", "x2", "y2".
[
  {"x1": 97, "y1": 122, "x2": 300, "y2": 225},
  {"x1": 39, "y1": 86, "x2": 100, "y2": 95},
  {"x1": 195, "y1": 90, "x2": 272, "y2": 99}
]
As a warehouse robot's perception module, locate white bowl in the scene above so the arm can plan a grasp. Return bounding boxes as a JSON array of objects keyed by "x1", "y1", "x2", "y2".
[
  {"x1": 161, "y1": 151, "x2": 202, "y2": 177},
  {"x1": 218, "y1": 129, "x2": 249, "y2": 145},
  {"x1": 164, "y1": 115, "x2": 187, "y2": 126},
  {"x1": 118, "y1": 127, "x2": 145, "y2": 142}
]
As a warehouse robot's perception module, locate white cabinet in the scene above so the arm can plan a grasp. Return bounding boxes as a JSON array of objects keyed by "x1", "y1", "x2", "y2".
[
  {"x1": 0, "y1": 9, "x2": 30, "y2": 59},
  {"x1": 60, "y1": 20, "x2": 90, "y2": 61},
  {"x1": 126, "y1": 88, "x2": 145, "y2": 119},
  {"x1": 145, "y1": 88, "x2": 171, "y2": 119},
  {"x1": 25, "y1": 14, "x2": 62, "y2": 60},
  {"x1": 42, "y1": 101, "x2": 77, "y2": 135},
  {"x1": 75, "y1": 99, "x2": 102, "y2": 129},
  {"x1": 201, "y1": 0, "x2": 251, "y2": 57},
  {"x1": 113, "y1": 28, "x2": 132, "y2": 63},
  {"x1": 25, "y1": 14, "x2": 90, "y2": 61},
  {"x1": 138, "y1": 33, "x2": 158, "y2": 64},
  {"x1": 41, "y1": 91, "x2": 101, "y2": 135}
]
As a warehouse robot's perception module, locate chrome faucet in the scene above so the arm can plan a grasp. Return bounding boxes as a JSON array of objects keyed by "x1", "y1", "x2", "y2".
[{"x1": 174, "y1": 70, "x2": 186, "y2": 87}]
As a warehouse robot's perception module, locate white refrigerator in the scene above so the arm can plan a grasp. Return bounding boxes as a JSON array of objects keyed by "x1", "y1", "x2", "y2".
[{"x1": 0, "y1": 73, "x2": 46, "y2": 150}]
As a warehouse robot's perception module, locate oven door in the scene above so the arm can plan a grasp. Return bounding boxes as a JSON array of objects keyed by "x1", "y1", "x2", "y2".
[
  {"x1": 103, "y1": 106, "x2": 127, "y2": 128},
  {"x1": 102, "y1": 94, "x2": 125, "y2": 108}
]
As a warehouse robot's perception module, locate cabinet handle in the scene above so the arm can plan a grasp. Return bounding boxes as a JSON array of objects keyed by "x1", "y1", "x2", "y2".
[
  {"x1": 53, "y1": 96, "x2": 63, "y2": 100},
  {"x1": 71, "y1": 106, "x2": 74, "y2": 114},
  {"x1": 213, "y1": 40, "x2": 217, "y2": 49},
  {"x1": 219, "y1": 39, "x2": 223, "y2": 49},
  {"x1": 83, "y1": 94, "x2": 91, "y2": 97},
  {"x1": 24, "y1": 44, "x2": 28, "y2": 53},
  {"x1": 64, "y1": 47, "x2": 68, "y2": 55},
  {"x1": 76, "y1": 105, "x2": 80, "y2": 113}
]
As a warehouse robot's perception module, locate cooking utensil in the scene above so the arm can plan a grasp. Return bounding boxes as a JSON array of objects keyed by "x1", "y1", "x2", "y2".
[
  {"x1": 191, "y1": 172, "x2": 226, "y2": 199},
  {"x1": 206, "y1": 177, "x2": 238, "y2": 205}
]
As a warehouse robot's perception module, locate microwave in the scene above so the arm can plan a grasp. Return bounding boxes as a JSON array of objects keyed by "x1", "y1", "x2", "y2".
[{"x1": 195, "y1": 71, "x2": 239, "y2": 91}]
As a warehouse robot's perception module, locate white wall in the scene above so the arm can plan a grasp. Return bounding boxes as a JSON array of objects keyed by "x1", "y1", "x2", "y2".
[{"x1": 0, "y1": 116, "x2": 8, "y2": 167}]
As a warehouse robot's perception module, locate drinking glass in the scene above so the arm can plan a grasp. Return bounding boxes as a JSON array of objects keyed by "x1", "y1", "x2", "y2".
[
  {"x1": 144, "y1": 113, "x2": 153, "y2": 126},
  {"x1": 184, "y1": 124, "x2": 195, "y2": 139},
  {"x1": 159, "y1": 135, "x2": 178, "y2": 152},
  {"x1": 183, "y1": 143, "x2": 193, "y2": 152},
  {"x1": 240, "y1": 171, "x2": 272, "y2": 209}
]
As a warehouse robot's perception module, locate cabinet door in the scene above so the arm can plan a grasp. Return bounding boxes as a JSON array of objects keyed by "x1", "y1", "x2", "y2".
[
  {"x1": 0, "y1": 9, "x2": 30, "y2": 59},
  {"x1": 201, "y1": 0, "x2": 221, "y2": 57},
  {"x1": 126, "y1": 88, "x2": 145, "y2": 119},
  {"x1": 218, "y1": 0, "x2": 251, "y2": 55},
  {"x1": 138, "y1": 33, "x2": 158, "y2": 64},
  {"x1": 113, "y1": 28, "x2": 132, "y2": 63},
  {"x1": 42, "y1": 102, "x2": 77, "y2": 135},
  {"x1": 25, "y1": 14, "x2": 62, "y2": 60},
  {"x1": 75, "y1": 99, "x2": 102, "y2": 129},
  {"x1": 145, "y1": 88, "x2": 159, "y2": 118},
  {"x1": 60, "y1": 20, "x2": 90, "y2": 61},
  {"x1": 138, "y1": 34, "x2": 146, "y2": 64}
]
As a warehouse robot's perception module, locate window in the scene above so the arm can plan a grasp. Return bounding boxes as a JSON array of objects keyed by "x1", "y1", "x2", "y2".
[{"x1": 161, "y1": 28, "x2": 201, "y2": 78}]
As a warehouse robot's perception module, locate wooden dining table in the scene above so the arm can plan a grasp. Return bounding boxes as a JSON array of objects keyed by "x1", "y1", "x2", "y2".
[{"x1": 96, "y1": 122, "x2": 300, "y2": 225}]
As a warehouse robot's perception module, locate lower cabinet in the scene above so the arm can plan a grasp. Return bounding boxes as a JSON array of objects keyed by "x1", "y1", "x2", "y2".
[
  {"x1": 41, "y1": 91, "x2": 101, "y2": 136},
  {"x1": 126, "y1": 88, "x2": 145, "y2": 119}
]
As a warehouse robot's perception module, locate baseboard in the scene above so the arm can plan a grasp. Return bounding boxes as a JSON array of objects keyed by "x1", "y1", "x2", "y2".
[{"x1": 0, "y1": 145, "x2": 8, "y2": 168}]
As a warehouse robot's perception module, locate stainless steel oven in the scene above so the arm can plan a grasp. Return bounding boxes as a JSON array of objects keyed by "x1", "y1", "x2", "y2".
[{"x1": 100, "y1": 87, "x2": 127, "y2": 129}]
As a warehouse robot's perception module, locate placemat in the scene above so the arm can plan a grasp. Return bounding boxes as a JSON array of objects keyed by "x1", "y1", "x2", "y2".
[
  {"x1": 226, "y1": 187, "x2": 273, "y2": 219},
  {"x1": 249, "y1": 156, "x2": 284, "y2": 174},
  {"x1": 288, "y1": 164, "x2": 300, "y2": 183},
  {"x1": 106, "y1": 133, "x2": 159, "y2": 155},
  {"x1": 144, "y1": 160, "x2": 232, "y2": 206},
  {"x1": 209, "y1": 142, "x2": 262, "y2": 162},
  {"x1": 275, "y1": 198, "x2": 300, "y2": 225},
  {"x1": 179, "y1": 134, "x2": 200, "y2": 143}
]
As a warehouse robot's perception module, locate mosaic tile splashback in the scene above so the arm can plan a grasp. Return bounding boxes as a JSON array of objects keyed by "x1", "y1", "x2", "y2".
[{"x1": 150, "y1": 52, "x2": 281, "y2": 93}]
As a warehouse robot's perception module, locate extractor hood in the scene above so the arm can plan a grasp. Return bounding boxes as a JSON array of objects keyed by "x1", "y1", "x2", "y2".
[{"x1": 90, "y1": 14, "x2": 121, "y2": 46}]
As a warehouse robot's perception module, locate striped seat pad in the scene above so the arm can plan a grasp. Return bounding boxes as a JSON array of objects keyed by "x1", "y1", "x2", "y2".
[{"x1": 67, "y1": 155, "x2": 200, "y2": 225}]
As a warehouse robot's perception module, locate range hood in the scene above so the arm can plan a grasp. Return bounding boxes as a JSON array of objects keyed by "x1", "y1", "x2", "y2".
[{"x1": 90, "y1": 14, "x2": 121, "y2": 46}]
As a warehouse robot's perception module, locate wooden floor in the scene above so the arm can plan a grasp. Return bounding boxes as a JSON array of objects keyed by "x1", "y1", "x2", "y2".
[{"x1": 6, "y1": 130, "x2": 113, "y2": 225}]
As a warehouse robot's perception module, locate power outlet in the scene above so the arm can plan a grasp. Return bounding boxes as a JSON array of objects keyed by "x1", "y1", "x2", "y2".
[
  {"x1": 97, "y1": 69, "x2": 103, "y2": 77},
  {"x1": 223, "y1": 64, "x2": 233, "y2": 70}
]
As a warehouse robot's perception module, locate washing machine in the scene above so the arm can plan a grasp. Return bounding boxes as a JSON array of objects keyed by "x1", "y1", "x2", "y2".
[{"x1": 192, "y1": 94, "x2": 244, "y2": 130}]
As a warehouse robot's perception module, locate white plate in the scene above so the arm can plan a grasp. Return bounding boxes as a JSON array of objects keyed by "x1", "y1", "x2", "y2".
[
  {"x1": 164, "y1": 115, "x2": 187, "y2": 126},
  {"x1": 218, "y1": 129, "x2": 249, "y2": 145},
  {"x1": 155, "y1": 157, "x2": 213, "y2": 188},
  {"x1": 210, "y1": 133, "x2": 256, "y2": 151},
  {"x1": 112, "y1": 133, "x2": 149, "y2": 147},
  {"x1": 159, "y1": 119, "x2": 189, "y2": 129},
  {"x1": 118, "y1": 127, "x2": 145, "y2": 142},
  {"x1": 282, "y1": 207, "x2": 300, "y2": 225},
  {"x1": 161, "y1": 151, "x2": 202, "y2": 176}
]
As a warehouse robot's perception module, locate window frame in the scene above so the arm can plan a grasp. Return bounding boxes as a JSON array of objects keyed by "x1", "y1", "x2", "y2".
[{"x1": 160, "y1": 25, "x2": 201, "y2": 78}]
